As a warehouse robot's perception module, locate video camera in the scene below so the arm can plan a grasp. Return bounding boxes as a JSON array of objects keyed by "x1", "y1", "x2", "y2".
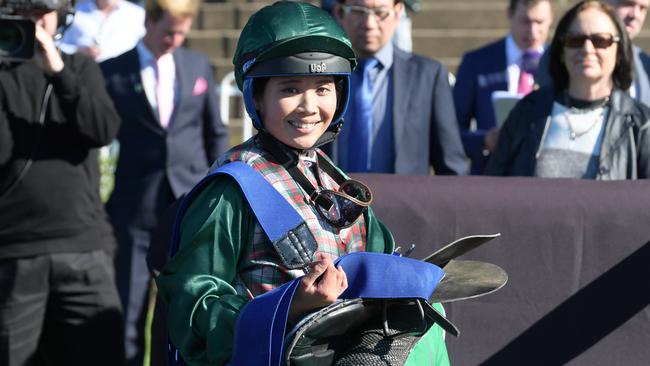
[{"x1": 0, "y1": 0, "x2": 73, "y2": 62}]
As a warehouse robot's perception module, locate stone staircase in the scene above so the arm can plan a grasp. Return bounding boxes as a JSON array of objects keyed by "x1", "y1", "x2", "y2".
[{"x1": 188, "y1": 0, "x2": 650, "y2": 145}]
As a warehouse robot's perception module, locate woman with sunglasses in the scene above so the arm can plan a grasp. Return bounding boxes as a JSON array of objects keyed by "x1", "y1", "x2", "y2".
[
  {"x1": 486, "y1": 0, "x2": 650, "y2": 179},
  {"x1": 155, "y1": 2, "x2": 449, "y2": 365}
]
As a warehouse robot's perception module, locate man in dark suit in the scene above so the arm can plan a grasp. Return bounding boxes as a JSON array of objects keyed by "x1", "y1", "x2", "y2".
[
  {"x1": 100, "y1": 0, "x2": 229, "y2": 364},
  {"x1": 612, "y1": 0, "x2": 650, "y2": 106},
  {"x1": 330, "y1": 0, "x2": 468, "y2": 175},
  {"x1": 453, "y1": 0, "x2": 552, "y2": 174}
]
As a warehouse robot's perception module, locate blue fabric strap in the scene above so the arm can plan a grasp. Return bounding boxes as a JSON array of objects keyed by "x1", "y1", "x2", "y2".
[
  {"x1": 230, "y1": 252, "x2": 444, "y2": 366},
  {"x1": 337, "y1": 252, "x2": 442, "y2": 300},
  {"x1": 169, "y1": 161, "x2": 305, "y2": 257},
  {"x1": 168, "y1": 162, "x2": 316, "y2": 365}
]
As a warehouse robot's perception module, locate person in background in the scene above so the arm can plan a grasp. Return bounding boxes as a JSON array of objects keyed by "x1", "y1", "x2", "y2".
[
  {"x1": 392, "y1": 0, "x2": 421, "y2": 52},
  {"x1": 0, "y1": 0, "x2": 125, "y2": 365},
  {"x1": 329, "y1": 0, "x2": 468, "y2": 175},
  {"x1": 322, "y1": 0, "x2": 420, "y2": 52},
  {"x1": 59, "y1": 0, "x2": 145, "y2": 62},
  {"x1": 538, "y1": 0, "x2": 650, "y2": 107},
  {"x1": 453, "y1": 0, "x2": 553, "y2": 174},
  {"x1": 100, "y1": 0, "x2": 229, "y2": 364},
  {"x1": 609, "y1": 0, "x2": 650, "y2": 105},
  {"x1": 156, "y1": 2, "x2": 449, "y2": 365},
  {"x1": 485, "y1": 0, "x2": 650, "y2": 179}
]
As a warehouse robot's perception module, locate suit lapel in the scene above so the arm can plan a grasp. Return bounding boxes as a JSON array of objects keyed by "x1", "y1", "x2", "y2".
[
  {"x1": 170, "y1": 50, "x2": 188, "y2": 131},
  {"x1": 633, "y1": 46, "x2": 650, "y2": 106},
  {"x1": 494, "y1": 39, "x2": 509, "y2": 91},
  {"x1": 124, "y1": 48, "x2": 165, "y2": 135},
  {"x1": 392, "y1": 50, "x2": 413, "y2": 154}
]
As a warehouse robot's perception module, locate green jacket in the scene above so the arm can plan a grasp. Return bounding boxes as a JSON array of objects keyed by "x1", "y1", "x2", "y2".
[{"x1": 156, "y1": 176, "x2": 449, "y2": 366}]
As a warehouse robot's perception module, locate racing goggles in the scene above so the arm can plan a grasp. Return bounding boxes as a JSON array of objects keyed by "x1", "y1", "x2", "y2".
[{"x1": 311, "y1": 179, "x2": 373, "y2": 229}]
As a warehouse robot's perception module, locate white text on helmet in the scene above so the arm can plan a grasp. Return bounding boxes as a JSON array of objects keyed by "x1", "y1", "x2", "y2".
[{"x1": 309, "y1": 62, "x2": 327, "y2": 73}]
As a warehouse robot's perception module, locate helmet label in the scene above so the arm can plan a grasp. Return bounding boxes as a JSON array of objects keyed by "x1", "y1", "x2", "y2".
[
  {"x1": 242, "y1": 58, "x2": 256, "y2": 74},
  {"x1": 309, "y1": 62, "x2": 327, "y2": 73}
]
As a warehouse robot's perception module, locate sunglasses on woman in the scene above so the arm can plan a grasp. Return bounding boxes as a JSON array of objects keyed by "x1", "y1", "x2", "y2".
[
  {"x1": 562, "y1": 33, "x2": 620, "y2": 49},
  {"x1": 312, "y1": 179, "x2": 373, "y2": 229}
]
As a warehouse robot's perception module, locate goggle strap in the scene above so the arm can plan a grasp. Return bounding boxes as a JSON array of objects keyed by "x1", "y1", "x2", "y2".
[
  {"x1": 317, "y1": 153, "x2": 347, "y2": 184},
  {"x1": 257, "y1": 132, "x2": 299, "y2": 169},
  {"x1": 256, "y1": 132, "x2": 332, "y2": 208},
  {"x1": 288, "y1": 163, "x2": 335, "y2": 210},
  {"x1": 256, "y1": 131, "x2": 365, "y2": 216}
]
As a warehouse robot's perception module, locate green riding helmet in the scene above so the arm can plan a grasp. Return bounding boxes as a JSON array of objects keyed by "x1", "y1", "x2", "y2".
[{"x1": 233, "y1": 1, "x2": 357, "y2": 134}]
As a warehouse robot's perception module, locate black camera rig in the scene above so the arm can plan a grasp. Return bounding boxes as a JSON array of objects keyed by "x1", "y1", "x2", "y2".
[{"x1": 0, "y1": 0, "x2": 74, "y2": 62}]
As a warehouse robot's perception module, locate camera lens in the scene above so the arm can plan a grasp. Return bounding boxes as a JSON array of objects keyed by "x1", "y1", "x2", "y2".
[
  {"x1": 0, "y1": 16, "x2": 35, "y2": 61},
  {"x1": 0, "y1": 22, "x2": 26, "y2": 56}
]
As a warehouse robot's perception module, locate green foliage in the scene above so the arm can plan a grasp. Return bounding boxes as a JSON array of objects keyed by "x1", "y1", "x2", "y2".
[{"x1": 99, "y1": 141, "x2": 119, "y2": 203}]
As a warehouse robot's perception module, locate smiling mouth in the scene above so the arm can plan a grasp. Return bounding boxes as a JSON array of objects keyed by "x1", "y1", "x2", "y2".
[{"x1": 288, "y1": 120, "x2": 320, "y2": 130}]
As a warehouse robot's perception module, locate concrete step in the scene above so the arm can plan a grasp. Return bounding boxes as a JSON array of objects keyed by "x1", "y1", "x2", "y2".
[
  {"x1": 210, "y1": 57, "x2": 234, "y2": 82},
  {"x1": 187, "y1": 28, "x2": 492, "y2": 63},
  {"x1": 198, "y1": 29, "x2": 650, "y2": 77},
  {"x1": 412, "y1": 28, "x2": 506, "y2": 60},
  {"x1": 195, "y1": 1, "x2": 513, "y2": 31},
  {"x1": 410, "y1": 2, "x2": 509, "y2": 29},
  {"x1": 191, "y1": 1, "x2": 650, "y2": 78},
  {"x1": 195, "y1": 2, "x2": 268, "y2": 30},
  {"x1": 185, "y1": 29, "x2": 238, "y2": 60}
]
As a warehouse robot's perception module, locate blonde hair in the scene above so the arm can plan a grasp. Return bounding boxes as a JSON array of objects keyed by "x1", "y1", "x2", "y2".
[{"x1": 145, "y1": 0, "x2": 200, "y2": 21}]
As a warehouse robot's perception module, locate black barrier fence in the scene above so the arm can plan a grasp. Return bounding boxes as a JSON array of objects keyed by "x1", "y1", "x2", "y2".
[{"x1": 357, "y1": 175, "x2": 650, "y2": 366}]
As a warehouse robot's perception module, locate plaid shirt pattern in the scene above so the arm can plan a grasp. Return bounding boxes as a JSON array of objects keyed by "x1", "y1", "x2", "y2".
[{"x1": 217, "y1": 138, "x2": 367, "y2": 298}]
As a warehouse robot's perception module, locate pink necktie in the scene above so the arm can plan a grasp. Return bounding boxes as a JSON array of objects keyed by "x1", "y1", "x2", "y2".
[
  {"x1": 156, "y1": 54, "x2": 174, "y2": 128},
  {"x1": 517, "y1": 50, "x2": 541, "y2": 95},
  {"x1": 517, "y1": 70, "x2": 533, "y2": 95}
]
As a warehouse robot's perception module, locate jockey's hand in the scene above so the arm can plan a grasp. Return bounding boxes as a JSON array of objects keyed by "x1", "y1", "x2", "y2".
[{"x1": 288, "y1": 252, "x2": 348, "y2": 324}]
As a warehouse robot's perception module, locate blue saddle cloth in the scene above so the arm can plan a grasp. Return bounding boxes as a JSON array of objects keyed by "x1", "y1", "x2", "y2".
[{"x1": 230, "y1": 252, "x2": 444, "y2": 366}]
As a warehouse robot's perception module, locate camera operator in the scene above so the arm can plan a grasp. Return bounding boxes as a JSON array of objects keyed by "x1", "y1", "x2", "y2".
[{"x1": 0, "y1": 1, "x2": 126, "y2": 365}]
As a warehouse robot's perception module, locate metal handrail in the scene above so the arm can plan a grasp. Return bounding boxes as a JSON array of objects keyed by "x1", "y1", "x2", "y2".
[{"x1": 216, "y1": 71, "x2": 252, "y2": 143}]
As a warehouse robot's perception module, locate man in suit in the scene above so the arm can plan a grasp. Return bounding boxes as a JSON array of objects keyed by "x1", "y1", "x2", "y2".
[
  {"x1": 606, "y1": 0, "x2": 650, "y2": 104},
  {"x1": 100, "y1": 0, "x2": 229, "y2": 364},
  {"x1": 330, "y1": 0, "x2": 468, "y2": 175},
  {"x1": 453, "y1": 0, "x2": 553, "y2": 174}
]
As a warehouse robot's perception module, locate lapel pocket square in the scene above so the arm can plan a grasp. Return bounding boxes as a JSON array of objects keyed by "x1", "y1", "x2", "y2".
[{"x1": 193, "y1": 77, "x2": 208, "y2": 96}]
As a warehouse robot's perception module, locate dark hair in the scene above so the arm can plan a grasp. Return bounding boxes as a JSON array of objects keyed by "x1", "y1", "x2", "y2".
[
  {"x1": 507, "y1": 0, "x2": 548, "y2": 15},
  {"x1": 548, "y1": 0, "x2": 633, "y2": 91},
  {"x1": 252, "y1": 77, "x2": 270, "y2": 103}
]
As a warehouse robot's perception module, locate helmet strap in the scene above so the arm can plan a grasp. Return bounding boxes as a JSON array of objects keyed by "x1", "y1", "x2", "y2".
[{"x1": 311, "y1": 122, "x2": 341, "y2": 149}]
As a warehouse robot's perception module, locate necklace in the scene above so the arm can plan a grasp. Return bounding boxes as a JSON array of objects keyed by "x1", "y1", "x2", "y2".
[
  {"x1": 563, "y1": 106, "x2": 606, "y2": 140},
  {"x1": 559, "y1": 93, "x2": 609, "y2": 140}
]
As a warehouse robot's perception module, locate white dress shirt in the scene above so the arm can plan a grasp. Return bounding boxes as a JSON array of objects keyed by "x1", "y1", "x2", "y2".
[
  {"x1": 59, "y1": 0, "x2": 145, "y2": 62},
  {"x1": 505, "y1": 34, "x2": 545, "y2": 95},
  {"x1": 136, "y1": 41, "x2": 178, "y2": 121}
]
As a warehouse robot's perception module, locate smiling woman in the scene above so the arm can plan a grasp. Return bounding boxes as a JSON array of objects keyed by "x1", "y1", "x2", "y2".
[
  {"x1": 486, "y1": 0, "x2": 650, "y2": 180},
  {"x1": 155, "y1": 1, "x2": 450, "y2": 365},
  {"x1": 256, "y1": 76, "x2": 338, "y2": 150}
]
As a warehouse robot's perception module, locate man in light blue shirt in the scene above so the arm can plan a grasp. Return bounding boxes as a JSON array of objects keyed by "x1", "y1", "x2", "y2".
[{"x1": 59, "y1": 0, "x2": 145, "y2": 62}]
